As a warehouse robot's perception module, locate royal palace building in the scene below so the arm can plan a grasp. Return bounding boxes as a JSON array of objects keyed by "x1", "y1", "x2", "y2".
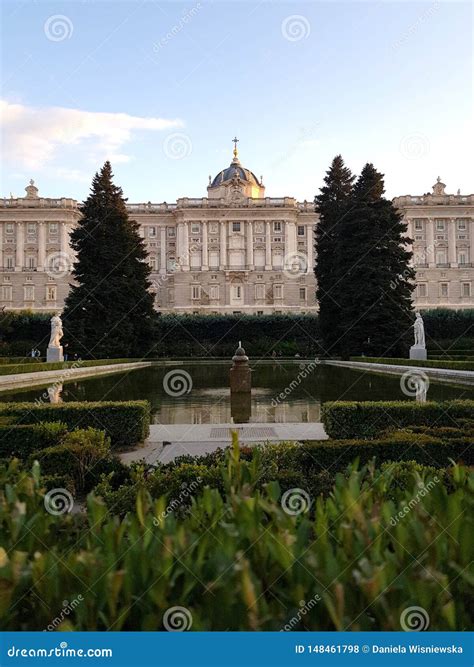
[{"x1": 0, "y1": 143, "x2": 473, "y2": 313}]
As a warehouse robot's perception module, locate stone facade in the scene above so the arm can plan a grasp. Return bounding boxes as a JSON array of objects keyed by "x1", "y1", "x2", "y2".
[{"x1": 0, "y1": 157, "x2": 473, "y2": 313}]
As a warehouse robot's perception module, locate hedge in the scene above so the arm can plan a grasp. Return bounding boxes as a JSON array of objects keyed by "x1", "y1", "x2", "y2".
[
  {"x1": 0, "y1": 422, "x2": 67, "y2": 458},
  {"x1": 0, "y1": 401, "x2": 150, "y2": 448},
  {"x1": 0, "y1": 358, "x2": 142, "y2": 376},
  {"x1": 321, "y1": 400, "x2": 474, "y2": 439},
  {"x1": 349, "y1": 357, "x2": 474, "y2": 371},
  {"x1": 0, "y1": 357, "x2": 42, "y2": 365}
]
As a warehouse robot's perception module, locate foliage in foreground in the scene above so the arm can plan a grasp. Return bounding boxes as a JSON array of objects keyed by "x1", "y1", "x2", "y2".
[{"x1": 0, "y1": 444, "x2": 472, "y2": 631}]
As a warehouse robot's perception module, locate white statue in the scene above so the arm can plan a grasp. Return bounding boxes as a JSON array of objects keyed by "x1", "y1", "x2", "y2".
[
  {"x1": 49, "y1": 312, "x2": 63, "y2": 348},
  {"x1": 413, "y1": 311, "x2": 425, "y2": 347}
]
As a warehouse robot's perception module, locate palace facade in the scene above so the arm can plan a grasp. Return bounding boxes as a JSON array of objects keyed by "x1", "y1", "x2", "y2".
[{"x1": 0, "y1": 145, "x2": 473, "y2": 313}]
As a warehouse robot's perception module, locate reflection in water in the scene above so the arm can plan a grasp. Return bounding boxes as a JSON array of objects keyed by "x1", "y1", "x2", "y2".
[
  {"x1": 230, "y1": 392, "x2": 252, "y2": 423},
  {"x1": 1, "y1": 362, "x2": 472, "y2": 424},
  {"x1": 47, "y1": 383, "x2": 63, "y2": 404}
]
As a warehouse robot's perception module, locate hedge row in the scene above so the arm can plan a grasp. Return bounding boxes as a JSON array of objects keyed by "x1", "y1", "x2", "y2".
[
  {"x1": 0, "y1": 357, "x2": 42, "y2": 365},
  {"x1": 0, "y1": 422, "x2": 67, "y2": 458},
  {"x1": 0, "y1": 358, "x2": 142, "y2": 376},
  {"x1": 349, "y1": 357, "x2": 474, "y2": 371},
  {"x1": 0, "y1": 401, "x2": 150, "y2": 448},
  {"x1": 321, "y1": 400, "x2": 474, "y2": 439}
]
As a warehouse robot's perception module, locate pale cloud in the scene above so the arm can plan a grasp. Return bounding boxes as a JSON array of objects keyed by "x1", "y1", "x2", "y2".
[{"x1": 0, "y1": 99, "x2": 184, "y2": 169}]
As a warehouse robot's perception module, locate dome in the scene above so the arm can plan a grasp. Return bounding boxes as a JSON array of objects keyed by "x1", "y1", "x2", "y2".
[{"x1": 209, "y1": 139, "x2": 261, "y2": 189}]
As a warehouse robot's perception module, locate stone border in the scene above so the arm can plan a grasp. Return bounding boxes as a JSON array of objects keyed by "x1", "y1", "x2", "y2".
[
  {"x1": 0, "y1": 361, "x2": 153, "y2": 392},
  {"x1": 322, "y1": 359, "x2": 474, "y2": 386}
]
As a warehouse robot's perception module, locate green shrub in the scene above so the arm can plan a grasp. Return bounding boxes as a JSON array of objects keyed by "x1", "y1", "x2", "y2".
[
  {"x1": 0, "y1": 451, "x2": 471, "y2": 630},
  {"x1": 321, "y1": 399, "x2": 474, "y2": 439},
  {"x1": 0, "y1": 422, "x2": 68, "y2": 458},
  {"x1": 0, "y1": 400, "x2": 150, "y2": 448}
]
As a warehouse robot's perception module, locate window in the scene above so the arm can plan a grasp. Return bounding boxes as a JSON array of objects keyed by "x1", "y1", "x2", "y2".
[
  {"x1": 458, "y1": 251, "x2": 468, "y2": 265},
  {"x1": 192, "y1": 285, "x2": 201, "y2": 300},
  {"x1": 232, "y1": 222, "x2": 241, "y2": 233},
  {"x1": 6, "y1": 224, "x2": 14, "y2": 234},
  {"x1": 167, "y1": 257, "x2": 176, "y2": 272},
  {"x1": 27, "y1": 223, "x2": 36, "y2": 234},
  {"x1": 297, "y1": 225, "x2": 305, "y2": 236},
  {"x1": 436, "y1": 251, "x2": 447, "y2": 266},
  {"x1": 1, "y1": 286, "x2": 12, "y2": 301},
  {"x1": 273, "y1": 252, "x2": 283, "y2": 269},
  {"x1": 440, "y1": 283, "x2": 448, "y2": 298},
  {"x1": 148, "y1": 226, "x2": 156, "y2": 237},
  {"x1": 191, "y1": 223, "x2": 200, "y2": 234},
  {"x1": 24, "y1": 286, "x2": 34, "y2": 301},
  {"x1": 149, "y1": 257, "x2": 158, "y2": 270},
  {"x1": 46, "y1": 286, "x2": 57, "y2": 301},
  {"x1": 209, "y1": 252, "x2": 219, "y2": 268},
  {"x1": 5, "y1": 257, "x2": 13, "y2": 269},
  {"x1": 462, "y1": 283, "x2": 471, "y2": 298},
  {"x1": 414, "y1": 219, "x2": 424, "y2": 230},
  {"x1": 167, "y1": 227, "x2": 176, "y2": 238},
  {"x1": 233, "y1": 285, "x2": 242, "y2": 299},
  {"x1": 273, "y1": 221, "x2": 282, "y2": 232},
  {"x1": 435, "y1": 219, "x2": 445, "y2": 231},
  {"x1": 457, "y1": 219, "x2": 467, "y2": 230},
  {"x1": 210, "y1": 285, "x2": 219, "y2": 300},
  {"x1": 273, "y1": 237, "x2": 281, "y2": 243},
  {"x1": 255, "y1": 284, "x2": 265, "y2": 300},
  {"x1": 27, "y1": 257, "x2": 36, "y2": 269},
  {"x1": 257, "y1": 310, "x2": 263, "y2": 315},
  {"x1": 415, "y1": 235, "x2": 423, "y2": 241},
  {"x1": 49, "y1": 223, "x2": 58, "y2": 234},
  {"x1": 299, "y1": 287, "x2": 307, "y2": 300},
  {"x1": 274, "y1": 284, "x2": 283, "y2": 299},
  {"x1": 417, "y1": 284, "x2": 427, "y2": 298}
]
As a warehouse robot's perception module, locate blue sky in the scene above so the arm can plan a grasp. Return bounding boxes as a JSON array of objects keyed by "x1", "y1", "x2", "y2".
[{"x1": 1, "y1": 0, "x2": 472, "y2": 202}]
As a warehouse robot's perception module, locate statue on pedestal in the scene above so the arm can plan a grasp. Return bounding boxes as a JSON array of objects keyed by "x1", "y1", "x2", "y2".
[
  {"x1": 47, "y1": 312, "x2": 64, "y2": 362},
  {"x1": 410, "y1": 311, "x2": 427, "y2": 361}
]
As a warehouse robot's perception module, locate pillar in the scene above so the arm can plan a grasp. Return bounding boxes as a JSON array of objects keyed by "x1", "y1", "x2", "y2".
[
  {"x1": 160, "y1": 226, "x2": 167, "y2": 275},
  {"x1": 265, "y1": 221, "x2": 272, "y2": 270},
  {"x1": 37, "y1": 222, "x2": 46, "y2": 270},
  {"x1": 470, "y1": 220, "x2": 474, "y2": 266},
  {"x1": 178, "y1": 222, "x2": 189, "y2": 271},
  {"x1": 0, "y1": 223, "x2": 3, "y2": 269},
  {"x1": 60, "y1": 222, "x2": 69, "y2": 255},
  {"x1": 306, "y1": 224, "x2": 314, "y2": 273},
  {"x1": 15, "y1": 222, "x2": 24, "y2": 271},
  {"x1": 246, "y1": 221, "x2": 254, "y2": 269},
  {"x1": 202, "y1": 222, "x2": 209, "y2": 270},
  {"x1": 425, "y1": 218, "x2": 435, "y2": 267},
  {"x1": 448, "y1": 219, "x2": 457, "y2": 267},
  {"x1": 219, "y1": 221, "x2": 227, "y2": 269}
]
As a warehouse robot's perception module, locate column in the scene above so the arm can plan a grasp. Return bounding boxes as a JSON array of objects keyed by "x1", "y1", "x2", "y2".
[
  {"x1": 470, "y1": 220, "x2": 474, "y2": 266},
  {"x1": 182, "y1": 222, "x2": 189, "y2": 271},
  {"x1": 15, "y1": 222, "x2": 24, "y2": 271},
  {"x1": 306, "y1": 224, "x2": 314, "y2": 273},
  {"x1": 0, "y1": 223, "x2": 3, "y2": 269},
  {"x1": 37, "y1": 222, "x2": 46, "y2": 270},
  {"x1": 202, "y1": 222, "x2": 209, "y2": 270},
  {"x1": 219, "y1": 221, "x2": 227, "y2": 269},
  {"x1": 265, "y1": 221, "x2": 272, "y2": 270},
  {"x1": 448, "y1": 219, "x2": 457, "y2": 267},
  {"x1": 160, "y1": 226, "x2": 167, "y2": 275},
  {"x1": 246, "y1": 221, "x2": 254, "y2": 269},
  {"x1": 425, "y1": 218, "x2": 435, "y2": 267}
]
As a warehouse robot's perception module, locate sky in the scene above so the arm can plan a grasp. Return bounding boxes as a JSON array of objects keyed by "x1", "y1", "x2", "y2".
[{"x1": 1, "y1": 0, "x2": 472, "y2": 203}]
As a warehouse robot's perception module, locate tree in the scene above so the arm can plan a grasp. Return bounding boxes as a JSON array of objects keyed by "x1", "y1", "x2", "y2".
[
  {"x1": 335, "y1": 163, "x2": 415, "y2": 358},
  {"x1": 314, "y1": 155, "x2": 354, "y2": 354},
  {"x1": 63, "y1": 162, "x2": 156, "y2": 358}
]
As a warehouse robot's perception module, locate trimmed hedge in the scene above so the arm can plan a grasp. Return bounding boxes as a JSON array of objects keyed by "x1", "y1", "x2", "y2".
[
  {"x1": 0, "y1": 422, "x2": 68, "y2": 458},
  {"x1": 349, "y1": 356, "x2": 474, "y2": 371},
  {"x1": 0, "y1": 358, "x2": 142, "y2": 376},
  {"x1": 0, "y1": 357, "x2": 42, "y2": 365},
  {"x1": 321, "y1": 400, "x2": 474, "y2": 439},
  {"x1": 0, "y1": 401, "x2": 150, "y2": 448}
]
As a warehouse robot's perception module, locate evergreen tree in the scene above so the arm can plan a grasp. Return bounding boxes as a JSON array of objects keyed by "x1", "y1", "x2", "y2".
[
  {"x1": 63, "y1": 162, "x2": 155, "y2": 358},
  {"x1": 314, "y1": 155, "x2": 354, "y2": 354},
  {"x1": 335, "y1": 163, "x2": 415, "y2": 358}
]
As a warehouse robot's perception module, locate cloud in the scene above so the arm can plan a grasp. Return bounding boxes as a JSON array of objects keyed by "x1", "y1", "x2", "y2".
[{"x1": 0, "y1": 99, "x2": 184, "y2": 169}]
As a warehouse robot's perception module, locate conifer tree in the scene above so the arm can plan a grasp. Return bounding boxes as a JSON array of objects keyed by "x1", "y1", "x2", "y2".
[
  {"x1": 314, "y1": 155, "x2": 354, "y2": 354},
  {"x1": 63, "y1": 162, "x2": 155, "y2": 358},
  {"x1": 335, "y1": 163, "x2": 414, "y2": 357}
]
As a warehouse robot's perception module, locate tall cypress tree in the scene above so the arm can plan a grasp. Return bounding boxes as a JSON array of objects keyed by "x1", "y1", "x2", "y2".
[
  {"x1": 336, "y1": 163, "x2": 414, "y2": 358},
  {"x1": 314, "y1": 155, "x2": 354, "y2": 354},
  {"x1": 63, "y1": 162, "x2": 155, "y2": 358}
]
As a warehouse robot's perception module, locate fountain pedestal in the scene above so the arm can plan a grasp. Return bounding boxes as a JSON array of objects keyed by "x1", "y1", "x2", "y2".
[{"x1": 230, "y1": 342, "x2": 252, "y2": 393}]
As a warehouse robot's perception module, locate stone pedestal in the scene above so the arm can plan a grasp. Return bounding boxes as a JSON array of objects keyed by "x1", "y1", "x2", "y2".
[
  {"x1": 409, "y1": 345, "x2": 427, "y2": 361},
  {"x1": 47, "y1": 346, "x2": 64, "y2": 363},
  {"x1": 231, "y1": 393, "x2": 251, "y2": 424},
  {"x1": 230, "y1": 342, "x2": 252, "y2": 394}
]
